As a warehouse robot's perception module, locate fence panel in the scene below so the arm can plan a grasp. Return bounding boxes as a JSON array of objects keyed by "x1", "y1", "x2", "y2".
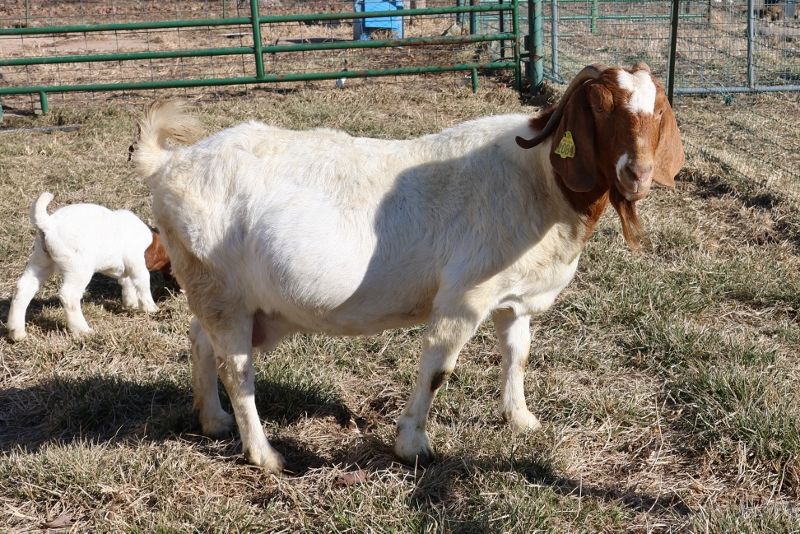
[
  {"x1": 0, "y1": 1, "x2": 522, "y2": 114},
  {"x1": 535, "y1": 0, "x2": 800, "y2": 94}
]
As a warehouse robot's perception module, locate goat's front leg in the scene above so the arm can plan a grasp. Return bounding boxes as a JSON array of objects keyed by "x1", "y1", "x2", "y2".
[
  {"x1": 204, "y1": 313, "x2": 284, "y2": 473},
  {"x1": 189, "y1": 317, "x2": 235, "y2": 437},
  {"x1": 129, "y1": 260, "x2": 158, "y2": 313},
  {"x1": 119, "y1": 276, "x2": 138, "y2": 309},
  {"x1": 394, "y1": 304, "x2": 482, "y2": 464},
  {"x1": 492, "y1": 309, "x2": 541, "y2": 432}
]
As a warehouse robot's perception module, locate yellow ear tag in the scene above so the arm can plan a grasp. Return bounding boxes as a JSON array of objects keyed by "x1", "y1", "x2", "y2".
[{"x1": 554, "y1": 131, "x2": 576, "y2": 159}]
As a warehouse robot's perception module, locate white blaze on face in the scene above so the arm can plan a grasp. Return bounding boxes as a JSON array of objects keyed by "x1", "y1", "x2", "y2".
[
  {"x1": 616, "y1": 70, "x2": 656, "y2": 115},
  {"x1": 616, "y1": 152, "x2": 629, "y2": 183}
]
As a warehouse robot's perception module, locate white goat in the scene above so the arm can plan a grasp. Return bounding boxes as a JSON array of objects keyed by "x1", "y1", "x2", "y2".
[
  {"x1": 133, "y1": 63, "x2": 684, "y2": 472},
  {"x1": 6, "y1": 192, "x2": 169, "y2": 340}
]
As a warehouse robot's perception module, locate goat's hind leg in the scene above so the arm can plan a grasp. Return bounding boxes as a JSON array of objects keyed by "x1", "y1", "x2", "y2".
[
  {"x1": 189, "y1": 317, "x2": 235, "y2": 437},
  {"x1": 202, "y1": 312, "x2": 284, "y2": 472},
  {"x1": 7, "y1": 239, "x2": 55, "y2": 341}
]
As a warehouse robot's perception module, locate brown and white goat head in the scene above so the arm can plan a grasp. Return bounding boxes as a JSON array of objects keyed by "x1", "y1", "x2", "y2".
[
  {"x1": 517, "y1": 63, "x2": 685, "y2": 248},
  {"x1": 144, "y1": 230, "x2": 171, "y2": 276}
]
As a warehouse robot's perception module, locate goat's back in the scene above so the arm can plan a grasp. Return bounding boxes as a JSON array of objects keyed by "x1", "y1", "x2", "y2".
[{"x1": 41, "y1": 204, "x2": 153, "y2": 274}]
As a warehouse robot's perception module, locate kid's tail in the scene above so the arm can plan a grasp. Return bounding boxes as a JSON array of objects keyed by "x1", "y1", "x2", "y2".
[{"x1": 29, "y1": 191, "x2": 54, "y2": 231}]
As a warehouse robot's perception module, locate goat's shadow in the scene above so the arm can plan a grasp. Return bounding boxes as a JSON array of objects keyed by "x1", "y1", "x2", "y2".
[
  {"x1": 0, "y1": 369, "x2": 349, "y2": 457},
  {"x1": 0, "y1": 370, "x2": 691, "y2": 523},
  {"x1": 0, "y1": 271, "x2": 180, "y2": 337}
]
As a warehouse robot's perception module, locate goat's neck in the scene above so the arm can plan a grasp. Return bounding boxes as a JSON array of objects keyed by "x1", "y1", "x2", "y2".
[{"x1": 554, "y1": 175, "x2": 612, "y2": 243}]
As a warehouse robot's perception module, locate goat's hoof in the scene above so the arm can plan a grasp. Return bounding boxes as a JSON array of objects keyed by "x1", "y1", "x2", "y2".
[
  {"x1": 244, "y1": 445, "x2": 285, "y2": 474},
  {"x1": 394, "y1": 428, "x2": 435, "y2": 466},
  {"x1": 7, "y1": 329, "x2": 27, "y2": 342},
  {"x1": 200, "y1": 411, "x2": 235, "y2": 438},
  {"x1": 504, "y1": 409, "x2": 542, "y2": 433},
  {"x1": 142, "y1": 304, "x2": 159, "y2": 313},
  {"x1": 69, "y1": 326, "x2": 93, "y2": 337}
]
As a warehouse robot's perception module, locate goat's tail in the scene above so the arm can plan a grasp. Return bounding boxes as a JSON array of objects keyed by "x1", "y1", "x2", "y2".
[
  {"x1": 132, "y1": 99, "x2": 204, "y2": 177},
  {"x1": 30, "y1": 191, "x2": 54, "y2": 231}
]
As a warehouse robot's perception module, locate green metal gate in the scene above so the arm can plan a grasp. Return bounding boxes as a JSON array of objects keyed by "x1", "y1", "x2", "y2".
[{"x1": 0, "y1": 1, "x2": 524, "y2": 115}]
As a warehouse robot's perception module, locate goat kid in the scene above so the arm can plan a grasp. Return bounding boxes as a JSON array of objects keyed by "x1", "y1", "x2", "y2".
[
  {"x1": 133, "y1": 63, "x2": 684, "y2": 472},
  {"x1": 7, "y1": 192, "x2": 169, "y2": 340}
]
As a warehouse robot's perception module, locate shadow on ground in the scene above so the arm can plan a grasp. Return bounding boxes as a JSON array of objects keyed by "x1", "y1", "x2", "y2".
[
  {"x1": 0, "y1": 271, "x2": 181, "y2": 337},
  {"x1": 0, "y1": 371, "x2": 691, "y2": 526},
  {"x1": 0, "y1": 372, "x2": 351, "y2": 454}
]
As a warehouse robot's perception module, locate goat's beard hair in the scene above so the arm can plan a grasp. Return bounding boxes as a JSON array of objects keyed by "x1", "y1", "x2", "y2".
[{"x1": 610, "y1": 188, "x2": 643, "y2": 251}]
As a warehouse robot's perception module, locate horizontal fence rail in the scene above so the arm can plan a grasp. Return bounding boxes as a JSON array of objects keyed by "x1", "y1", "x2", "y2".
[{"x1": 0, "y1": 1, "x2": 523, "y2": 112}]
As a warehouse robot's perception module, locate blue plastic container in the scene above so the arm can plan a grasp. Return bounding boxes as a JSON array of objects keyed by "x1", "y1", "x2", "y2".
[{"x1": 353, "y1": 0, "x2": 405, "y2": 40}]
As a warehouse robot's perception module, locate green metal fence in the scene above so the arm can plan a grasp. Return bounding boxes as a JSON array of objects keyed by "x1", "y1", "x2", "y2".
[{"x1": 0, "y1": 1, "x2": 523, "y2": 115}]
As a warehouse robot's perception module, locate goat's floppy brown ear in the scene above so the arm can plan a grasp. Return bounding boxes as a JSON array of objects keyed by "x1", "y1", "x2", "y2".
[
  {"x1": 550, "y1": 84, "x2": 597, "y2": 193},
  {"x1": 652, "y1": 103, "x2": 685, "y2": 188}
]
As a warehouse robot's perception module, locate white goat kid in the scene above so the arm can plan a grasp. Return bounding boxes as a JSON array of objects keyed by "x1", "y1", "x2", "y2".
[
  {"x1": 133, "y1": 63, "x2": 684, "y2": 472},
  {"x1": 7, "y1": 192, "x2": 164, "y2": 340}
]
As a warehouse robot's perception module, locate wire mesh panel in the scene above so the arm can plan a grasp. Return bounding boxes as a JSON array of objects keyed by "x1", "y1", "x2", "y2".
[
  {"x1": 537, "y1": 0, "x2": 800, "y2": 92},
  {"x1": 675, "y1": 0, "x2": 800, "y2": 92},
  {"x1": 539, "y1": 0, "x2": 707, "y2": 83}
]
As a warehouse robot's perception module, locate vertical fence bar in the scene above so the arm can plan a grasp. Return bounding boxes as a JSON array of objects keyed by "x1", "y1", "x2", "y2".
[
  {"x1": 500, "y1": 0, "x2": 506, "y2": 60},
  {"x1": 38, "y1": 91, "x2": 49, "y2": 114},
  {"x1": 746, "y1": 0, "x2": 755, "y2": 89},
  {"x1": 530, "y1": 0, "x2": 544, "y2": 91},
  {"x1": 470, "y1": 0, "x2": 478, "y2": 34},
  {"x1": 550, "y1": 0, "x2": 558, "y2": 80},
  {"x1": 513, "y1": 0, "x2": 522, "y2": 92},
  {"x1": 590, "y1": 0, "x2": 598, "y2": 33},
  {"x1": 457, "y1": 0, "x2": 463, "y2": 25},
  {"x1": 471, "y1": 67, "x2": 479, "y2": 92},
  {"x1": 250, "y1": 0, "x2": 265, "y2": 79},
  {"x1": 24, "y1": 0, "x2": 30, "y2": 27},
  {"x1": 667, "y1": 0, "x2": 680, "y2": 104}
]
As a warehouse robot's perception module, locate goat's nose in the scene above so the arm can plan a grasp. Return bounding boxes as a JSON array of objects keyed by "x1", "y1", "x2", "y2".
[{"x1": 625, "y1": 162, "x2": 654, "y2": 184}]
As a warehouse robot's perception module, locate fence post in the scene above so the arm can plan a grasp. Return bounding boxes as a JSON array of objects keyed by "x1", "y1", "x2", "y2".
[
  {"x1": 38, "y1": 91, "x2": 49, "y2": 114},
  {"x1": 513, "y1": 0, "x2": 522, "y2": 92},
  {"x1": 746, "y1": 0, "x2": 755, "y2": 89},
  {"x1": 550, "y1": 0, "x2": 558, "y2": 80},
  {"x1": 590, "y1": 0, "x2": 598, "y2": 33},
  {"x1": 500, "y1": 0, "x2": 506, "y2": 59},
  {"x1": 250, "y1": 0, "x2": 265, "y2": 79},
  {"x1": 667, "y1": 0, "x2": 680, "y2": 104},
  {"x1": 470, "y1": 0, "x2": 478, "y2": 34},
  {"x1": 529, "y1": 0, "x2": 544, "y2": 91}
]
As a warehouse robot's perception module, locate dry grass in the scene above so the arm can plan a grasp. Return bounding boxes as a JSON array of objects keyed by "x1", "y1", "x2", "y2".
[{"x1": 1, "y1": 82, "x2": 799, "y2": 532}]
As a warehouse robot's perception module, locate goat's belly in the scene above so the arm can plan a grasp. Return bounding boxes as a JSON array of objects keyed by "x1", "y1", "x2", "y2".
[{"x1": 245, "y1": 260, "x2": 437, "y2": 336}]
